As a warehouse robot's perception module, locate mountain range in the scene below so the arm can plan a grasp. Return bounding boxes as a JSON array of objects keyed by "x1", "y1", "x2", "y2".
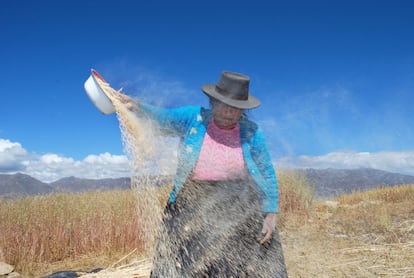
[
  {"x1": 0, "y1": 173, "x2": 131, "y2": 200},
  {"x1": 296, "y1": 168, "x2": 414, "y2": 197},
  {"x1": 1, "y1": 168, "x2": 414, "y2": 200}
]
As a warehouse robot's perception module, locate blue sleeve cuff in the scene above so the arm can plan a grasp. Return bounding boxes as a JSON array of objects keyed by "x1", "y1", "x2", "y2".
[{"x1": 263, "y1": 199, "x2": 279, "y2": 213}]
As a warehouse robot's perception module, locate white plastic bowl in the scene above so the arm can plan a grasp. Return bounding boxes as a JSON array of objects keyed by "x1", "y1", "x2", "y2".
[{"x1": 84, "y1": 69, "x2": 115, "y2": 114}]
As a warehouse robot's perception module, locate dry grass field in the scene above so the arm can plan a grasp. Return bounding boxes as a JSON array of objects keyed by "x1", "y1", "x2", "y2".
[
  {"x1": 0, "y1": 171, "x2": 413, "y2": 277},
  {"x1": 281, "y1": 183, "x2": 414, "y2": 277}
]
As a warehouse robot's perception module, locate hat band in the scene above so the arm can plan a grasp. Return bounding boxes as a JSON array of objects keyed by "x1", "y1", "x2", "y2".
[{"x1": 215, "y1": 85, "x2": 248, "y2": 101}]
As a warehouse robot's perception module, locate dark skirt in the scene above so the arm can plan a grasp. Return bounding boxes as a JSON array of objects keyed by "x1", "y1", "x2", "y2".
[{"x1": 150, "y1": 179, "x2": 288, "y2": 278}]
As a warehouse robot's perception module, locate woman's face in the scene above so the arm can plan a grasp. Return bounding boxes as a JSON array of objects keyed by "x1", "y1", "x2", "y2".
[{"x1": 212, "y1": 101, "x2": 244, "y2": 129}]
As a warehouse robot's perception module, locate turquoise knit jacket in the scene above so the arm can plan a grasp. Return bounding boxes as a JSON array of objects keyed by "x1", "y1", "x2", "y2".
[{"x1": 138, "y1": 103, "x2": 279, "y2": 213}]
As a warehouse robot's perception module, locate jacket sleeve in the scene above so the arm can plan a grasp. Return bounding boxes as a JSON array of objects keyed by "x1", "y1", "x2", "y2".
[
  {"x1": 137, "y1": 103, "x2": 199, "y2": 137},
  {"x1": 250, "y1": 128, "x2": 279, "y2": 213}
]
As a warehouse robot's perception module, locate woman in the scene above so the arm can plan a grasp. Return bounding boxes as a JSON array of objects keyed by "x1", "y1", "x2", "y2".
[{"x1": 122, "y1": 71, "x2": 287, "y2": 277}]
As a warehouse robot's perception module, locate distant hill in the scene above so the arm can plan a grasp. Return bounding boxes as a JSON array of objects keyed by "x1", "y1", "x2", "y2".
[
  {"x1": 0, "y1": 173, "x2": 133, "y2": 200},
  {"x1": 49, "y1": 176, "x2": 131, "y2": 192},
  {"x1": 1, "y1": 168, "x2": 414, "y2": 199},
  {"x1": 0, "y1": 173, "x2": 54, "y2": 199},
  {"x1": 0, "y1": 173, "x2": 174, "y2": 200},
  {"x1": 297, "y1": 168, "x2": 414, "y2": 198}
]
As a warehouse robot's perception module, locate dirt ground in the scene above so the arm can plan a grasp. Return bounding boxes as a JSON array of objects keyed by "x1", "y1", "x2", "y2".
[{"x1": 280, "y1": 200, "x2": 414, "y2": 278}]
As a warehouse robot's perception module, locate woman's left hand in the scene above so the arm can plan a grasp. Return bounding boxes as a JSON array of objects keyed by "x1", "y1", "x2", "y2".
[{"x1": 257, "y1": 213, "x2": 276, "y2": 245}]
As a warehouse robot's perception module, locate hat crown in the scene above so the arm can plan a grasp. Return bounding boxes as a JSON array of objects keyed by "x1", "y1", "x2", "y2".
[
  {"x1": 216, "y1": 71, "x2": 249, "y2": 101},
  {"x1": 201, "y1": 70, "x2": 260, "y2": 109}
]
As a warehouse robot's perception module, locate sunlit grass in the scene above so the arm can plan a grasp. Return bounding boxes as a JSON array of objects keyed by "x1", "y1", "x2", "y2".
[
  {"x1": 337, "y1": 183, "x2": 414, "y2": 204},
  {"x1": 277, "y1": 169, "x2": 314, "y2": 229},
  {"x1": 327, "y1": 184, "x2": 414, "y2": 238},
  {"x1": 0, "y1": 190, "x2": 142, "y2": 275}
]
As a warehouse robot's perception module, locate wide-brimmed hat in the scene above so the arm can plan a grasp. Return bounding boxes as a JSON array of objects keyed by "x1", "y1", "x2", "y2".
[{"x1": 202, "y1": 71, "x2": 261, "y2": 109}]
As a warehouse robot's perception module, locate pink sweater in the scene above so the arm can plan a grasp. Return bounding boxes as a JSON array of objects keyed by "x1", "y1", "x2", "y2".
[{"x1": 192, "y1": 120, "x2": 248, "y2": 181}]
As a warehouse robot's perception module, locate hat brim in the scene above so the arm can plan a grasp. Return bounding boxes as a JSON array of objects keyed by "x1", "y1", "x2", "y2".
[{"x1": 201, "y1": 84, "x2": 261, "y2": 109}]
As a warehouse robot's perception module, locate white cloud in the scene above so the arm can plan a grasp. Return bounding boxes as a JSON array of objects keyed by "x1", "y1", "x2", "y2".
[
  {"x1": 21, "y1": 152, "x2": 132, "y2": 183},
  {"x1": 277, "y1": 150, "x2": 414, "y2": 176},
  {"x1": 0, "y1": 138, "x2": 132, "y2": 183},
  {"x1": 0, "y1": 138, "x2": 177, "y2": 183},
  {"x1": 0, "y1": 139, "x2": 28, "y2": 171}
]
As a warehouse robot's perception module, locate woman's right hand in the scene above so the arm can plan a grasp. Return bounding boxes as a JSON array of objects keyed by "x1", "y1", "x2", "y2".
[
  {"x1": 116, "y1": 93, "x2": 140, "y2": 112},
  {"x1": 96, "y1": 76, "x2": 140, "y2": 112}
]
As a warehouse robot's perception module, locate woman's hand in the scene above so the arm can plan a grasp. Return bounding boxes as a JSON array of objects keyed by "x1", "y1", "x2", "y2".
[
  {"x1": 96, "y1": 77, "x2": 140, "y2": 112},
  {"x1": 116, "y1": 93, "x2": 140, "y2": 112},
  {"x1": 257, "y1": 213, "x2": 276, "y2": 245}
]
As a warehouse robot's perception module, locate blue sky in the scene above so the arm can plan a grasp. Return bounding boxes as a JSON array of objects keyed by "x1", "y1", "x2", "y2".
[{"x1": 1, "y1": 0, "x2": 414, "y2": 182}]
